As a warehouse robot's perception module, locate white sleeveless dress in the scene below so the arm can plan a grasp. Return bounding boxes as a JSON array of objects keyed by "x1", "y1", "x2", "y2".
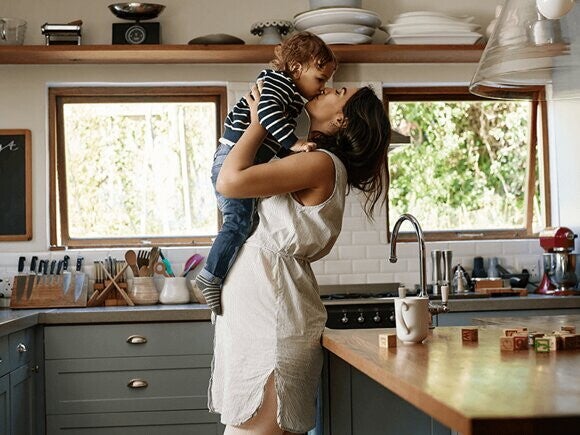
[{"x1": 208, "y1": 150, "x2": 347, "y2": 433}]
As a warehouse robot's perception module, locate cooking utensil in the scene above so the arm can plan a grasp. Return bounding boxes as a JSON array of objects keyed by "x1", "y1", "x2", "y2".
[
  {"x1": 108, "y1": 3, "x2": 166, "y2": 21},
  {"x1": 182, "y1": 254, "x2": 204, "y2": 277},
  {"x1": 159, "y1": 250, "x2": 175, "y2": 277},
  {"x1": 153, "y1": 261, "x2": 169, "y2": 277},
  {"x1": 148, "y1": 247, "x2": 160, "y2": 272},
  {"x1": 125, "y1": 250, "x2": 140, "y2": 277}
]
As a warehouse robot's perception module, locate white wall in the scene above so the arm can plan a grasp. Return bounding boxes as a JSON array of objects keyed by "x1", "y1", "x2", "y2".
[{"x1": 1, "y1": 0, "x2": 578, "y2": 291}]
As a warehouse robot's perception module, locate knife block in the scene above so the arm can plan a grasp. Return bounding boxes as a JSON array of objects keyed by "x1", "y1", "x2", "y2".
[{"x1": 10, "y1": 272, "x2": 88, "y2": 309}]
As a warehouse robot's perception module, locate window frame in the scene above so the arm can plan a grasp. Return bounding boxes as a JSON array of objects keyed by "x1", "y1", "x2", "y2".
[
  {"x1": 383, "y1": 86, "x2": 551, "y2": 242},
  {"x1": 48, "y1": 86, "x2": 227, "y2": 249}
]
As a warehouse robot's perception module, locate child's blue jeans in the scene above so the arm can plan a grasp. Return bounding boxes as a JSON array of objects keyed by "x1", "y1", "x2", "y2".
[{"x1": 199, "y1": 142, "x2": 256, "y2": 283}]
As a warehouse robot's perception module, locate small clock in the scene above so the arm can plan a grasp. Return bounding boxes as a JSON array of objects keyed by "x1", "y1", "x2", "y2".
[{"x1": 125, "y1": 24, "x2": 147, "y2": 44}]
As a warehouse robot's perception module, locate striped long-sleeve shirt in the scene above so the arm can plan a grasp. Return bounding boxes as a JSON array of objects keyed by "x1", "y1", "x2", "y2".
[{"x1": 221, "y1": 69, "x2": 304, "y2": 163}]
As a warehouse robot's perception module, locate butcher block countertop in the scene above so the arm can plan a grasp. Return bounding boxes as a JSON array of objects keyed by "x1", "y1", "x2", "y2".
[{"x1": 323, "y1": 324, "x2": 580, "y2": 435}]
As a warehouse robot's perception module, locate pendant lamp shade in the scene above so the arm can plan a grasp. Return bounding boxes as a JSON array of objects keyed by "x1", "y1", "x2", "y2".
[{"x1": 470, "y1": 0, "x2": 580, "y2": 100}]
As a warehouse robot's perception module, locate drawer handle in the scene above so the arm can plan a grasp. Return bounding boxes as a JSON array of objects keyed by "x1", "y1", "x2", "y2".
[
  {"x1": 127, "y1": 379, "x2": 148, "y2": 389},
  {"x1": 17, "y1": 343, "x2": 27, "y2": 353},
  {"x1": 126, "y1": 335, "x2": 147, "y2": 344}
]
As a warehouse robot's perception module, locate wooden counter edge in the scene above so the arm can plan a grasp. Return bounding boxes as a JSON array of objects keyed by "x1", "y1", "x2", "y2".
[{"x1": 322, "y1": 329, "x2": 473, "y2": 435}]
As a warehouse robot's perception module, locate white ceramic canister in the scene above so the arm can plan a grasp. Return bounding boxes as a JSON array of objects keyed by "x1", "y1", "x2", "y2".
[{"x1": 158, "y1": 277, "x2": 190, "y2": 304}]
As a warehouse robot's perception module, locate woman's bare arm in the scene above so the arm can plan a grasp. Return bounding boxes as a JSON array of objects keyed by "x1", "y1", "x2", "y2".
[{"x1": 217, "y1": 86, "x2": 335, "y2": 203}]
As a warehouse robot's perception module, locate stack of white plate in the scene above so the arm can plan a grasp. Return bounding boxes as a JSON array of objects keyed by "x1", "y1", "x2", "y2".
[
  {"x1": 381, "y1": 11, "x2": 484, "y2": 45},
  {"x1": 294, "y1": 7, "x2": 382, "y2": 44}
]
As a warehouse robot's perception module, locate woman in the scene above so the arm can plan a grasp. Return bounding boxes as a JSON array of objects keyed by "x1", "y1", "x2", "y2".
[{"x1": 208, "y1": 85, "x2": 391, "y2": 434}]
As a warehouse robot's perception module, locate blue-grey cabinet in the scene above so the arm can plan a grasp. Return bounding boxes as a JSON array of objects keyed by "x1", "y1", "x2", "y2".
[
  {"x1": 0, "y1": 327, "x2": 38, "y2": 435},
  {"x1": 44, "y1": 321, "x2": 224, "y2": 434}
]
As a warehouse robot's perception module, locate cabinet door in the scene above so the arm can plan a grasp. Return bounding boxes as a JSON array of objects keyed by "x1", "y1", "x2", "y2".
[
  {"x1": 10, "y1": 363, "x2": 34, "y2": 435},
  {"x1": 47, "y1": 410, "x2": 221, "y2": 435},
  {"x1": 0, "y1": 374, "x2": 10, "y2": 435}
]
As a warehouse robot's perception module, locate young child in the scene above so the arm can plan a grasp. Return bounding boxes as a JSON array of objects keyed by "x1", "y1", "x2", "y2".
[{"x1": 196, "y1": 32, "x2": 337, "y2": 315}]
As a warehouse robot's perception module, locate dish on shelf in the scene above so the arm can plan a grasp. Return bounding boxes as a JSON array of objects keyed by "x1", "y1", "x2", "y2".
[
  {"x1": 188, "y1": 34, "x2": 245, "y2": 45},
  {"x1": 294, "y1": 7, "x2": 381, "y2": 30},
  {"x1": 386, "y1": 35, "x2": 483, "y2": 45},
  {"x1": 309, "y1": 0, "x2": 362, "y2": 8},
  {"x1": 318, "y1": 32, "x2": 372, "y2": 44},
  {"x1": 395, "y1": 11, "x2": 475, "y2": 22},
  {"x1": 306, "y1": 23, "x2": 376, "y2": 36},
  {"x1": 108, "y1": 3, "x2": 166, "y2": 21},
  {"x1": 383, "y1": 22, "x2": 481, "y2": 35}
]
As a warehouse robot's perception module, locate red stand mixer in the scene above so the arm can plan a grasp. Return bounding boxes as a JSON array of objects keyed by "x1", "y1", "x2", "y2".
[{"x1": 538, "y1": 227, "x2": 578, "y2": 295}]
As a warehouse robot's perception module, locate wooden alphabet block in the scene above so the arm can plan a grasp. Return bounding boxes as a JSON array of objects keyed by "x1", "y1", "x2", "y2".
[
  {"x1": 503, "y1": 328, "x2": 519, "y2": 337},
  {"x1": 561, "y1": 325, "x2": 576, "y2": 334},
  {"x1": 562, "y1": 334, "x2": 578, "y2": 350},
  {"x1": 547, "y1": 336, "x2": 560, "y2": 352},
  {"x1": 500, "y1": 336, "x2": 515, "y2": 351},
  {"x1": 379, "y1": 333, "x2": 397, "y2": 348},
  {"x1": 527, "y1": 332, "x2": 544, "y2": 347},
  {"x1": 461, "y1": 328, "x2": 478, "y2": 342},
  {"x1": 513, "y1": 335, "x2": 528, "y2": 350},
  {"x1": 534, "y1": 338, "x2": 550, "y2": 353}
]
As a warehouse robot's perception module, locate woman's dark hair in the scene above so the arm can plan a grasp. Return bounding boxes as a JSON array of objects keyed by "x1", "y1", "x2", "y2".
[
  {"x1": 270, "y1": 32, "x2": 337, "y2": 73},
  {"x1": 311, "y1": 87, "x2": 391, "y2": 219}
]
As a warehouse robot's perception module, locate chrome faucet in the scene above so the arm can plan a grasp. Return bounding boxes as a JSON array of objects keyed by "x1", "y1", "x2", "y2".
[{"x1": 389, "y1": 214, "x2": 449, "y2": 327}]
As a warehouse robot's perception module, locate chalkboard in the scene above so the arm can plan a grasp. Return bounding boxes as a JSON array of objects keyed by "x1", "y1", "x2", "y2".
[{"x1": 0, "y1": 130, "x2": 32, "y2": 241}]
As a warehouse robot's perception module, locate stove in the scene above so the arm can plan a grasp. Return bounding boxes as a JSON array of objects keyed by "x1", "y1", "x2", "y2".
[{"x1": 320, "y1": 284, "x2": 399, "y2": 329}]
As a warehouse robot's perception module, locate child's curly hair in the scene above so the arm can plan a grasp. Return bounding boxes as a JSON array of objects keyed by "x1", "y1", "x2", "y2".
[{"x1": 270, "y1": 32, "x2": 337, "y2": 74}]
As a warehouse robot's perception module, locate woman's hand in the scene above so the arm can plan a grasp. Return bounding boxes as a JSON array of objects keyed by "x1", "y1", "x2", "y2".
[{"x1": 244, "y1": 79, "x2": 264, "y2": 125}]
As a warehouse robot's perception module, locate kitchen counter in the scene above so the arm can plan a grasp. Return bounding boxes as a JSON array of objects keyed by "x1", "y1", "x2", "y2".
[
  {"x1": 323, "y1": 325, "x2": 580, "y2": 435},
  {"x1": 0, "y1": 304, "x2": 212, "y2": 334},
  {"x1": 1, "y1": 294, "x2": 580, "y2": 333},
  {"x1": 473, "y1": 313, "x2": 580, "y2": 330}
]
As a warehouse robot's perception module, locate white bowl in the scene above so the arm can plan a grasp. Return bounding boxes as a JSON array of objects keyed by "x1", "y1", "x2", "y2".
[
  {"x1": 294, "y1": 8, "x2": 381, "y2": 31},
  {"x1": 309, "y1": 0, "x2": 362, "y2": 9},
  {"x1": 318, "y1": 32, "x2": 372, "y2": 44},
  {"x1": 306, "y1": 23, "x2": 376, "y2": 36}
]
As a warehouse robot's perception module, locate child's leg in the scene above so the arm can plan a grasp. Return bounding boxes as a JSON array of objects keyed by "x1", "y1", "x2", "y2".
[
  {"x1": 197, "y1": 195, "x2": 255, "y2": 315},
  {"x1": 196, "y1": 143, "x2": 255, "y2": 315}
]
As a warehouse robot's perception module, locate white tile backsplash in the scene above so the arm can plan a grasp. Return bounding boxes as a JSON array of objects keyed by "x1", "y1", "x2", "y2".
[{"x1": 0, "y1": 197, "x2": 549, "y2": 290}]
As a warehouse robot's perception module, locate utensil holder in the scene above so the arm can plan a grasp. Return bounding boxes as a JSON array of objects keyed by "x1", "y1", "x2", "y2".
[
  {"x1": 129, "y1": 277, "x2": 159, "y2": 305},
  {"x1": 159, "y1": 277, "x2": 190, "y2": 304}
]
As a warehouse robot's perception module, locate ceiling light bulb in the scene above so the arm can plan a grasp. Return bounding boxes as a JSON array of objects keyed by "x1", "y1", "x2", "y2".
[{"x1": 536, "y1": 0, "x2": 575, "y2": 19}]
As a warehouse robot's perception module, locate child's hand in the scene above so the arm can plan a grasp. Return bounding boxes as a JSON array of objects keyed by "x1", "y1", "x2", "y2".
[{"x1": 291, "y1": 139, "x2": 317, "y2": 153}]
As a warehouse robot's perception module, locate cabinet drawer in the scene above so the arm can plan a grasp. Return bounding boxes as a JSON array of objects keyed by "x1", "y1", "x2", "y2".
[
  {"x1": 45, "y1": 322, "x2": 213, "y2": 359},
  {"x1": 9, "y1": 328, "x2": 33, "y2": 370},
  {"x1": 46, "y1": 354, "x2": 212, "y2": 415},
  {"x1": 0, "y1": 336, "x2": 9, "y2": 377},
  {"x1": 47, "y1": 410, "x2": 222, "y2": 435}
]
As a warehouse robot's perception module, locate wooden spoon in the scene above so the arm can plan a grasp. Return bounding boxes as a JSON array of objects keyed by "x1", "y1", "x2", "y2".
[{"x1": 125, "y1": 250, "x2": 140, "y2": 277}]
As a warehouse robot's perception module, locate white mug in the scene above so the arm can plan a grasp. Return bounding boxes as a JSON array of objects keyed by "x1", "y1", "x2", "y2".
[{"x1": 394, "y1": 296, "x2": 429, "y2": 343}]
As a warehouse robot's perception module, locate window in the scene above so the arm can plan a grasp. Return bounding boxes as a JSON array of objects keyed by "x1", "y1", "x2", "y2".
[
  {"x1": 384, "y1": 87, "x2": 551, "y2": 242},
  {"x1": 49, "y1": 86, "x2": 227, "y2": 248}
]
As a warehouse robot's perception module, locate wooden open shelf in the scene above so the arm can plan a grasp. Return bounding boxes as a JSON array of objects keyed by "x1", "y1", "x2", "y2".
[{"x1": 0, "y1": 44, "x2": 485, "y2": 65}]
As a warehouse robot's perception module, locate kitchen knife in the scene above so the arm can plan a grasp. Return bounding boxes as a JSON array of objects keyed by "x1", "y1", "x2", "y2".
[
  {"x1": 25, "y1": 256, "x2": 38, "y2": 300},
  {"x1": 13, "y1": 256, "x2": 26, "y2": 301},
  {"x1": 73, "y1": 270, "x2": 86, "y2": 303},
  {"x1": 76, "y1": 256, "x2": 84, "y2": 272},
  {"x1": 49, "y1": 260, "x2": 57, "y2": 275},
  {"x1": 56, "y1": 260, "x2": 63, "y2": 275},
  {"x1": 62, "y1": 255, "x2": 70, "y2": 271}
]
